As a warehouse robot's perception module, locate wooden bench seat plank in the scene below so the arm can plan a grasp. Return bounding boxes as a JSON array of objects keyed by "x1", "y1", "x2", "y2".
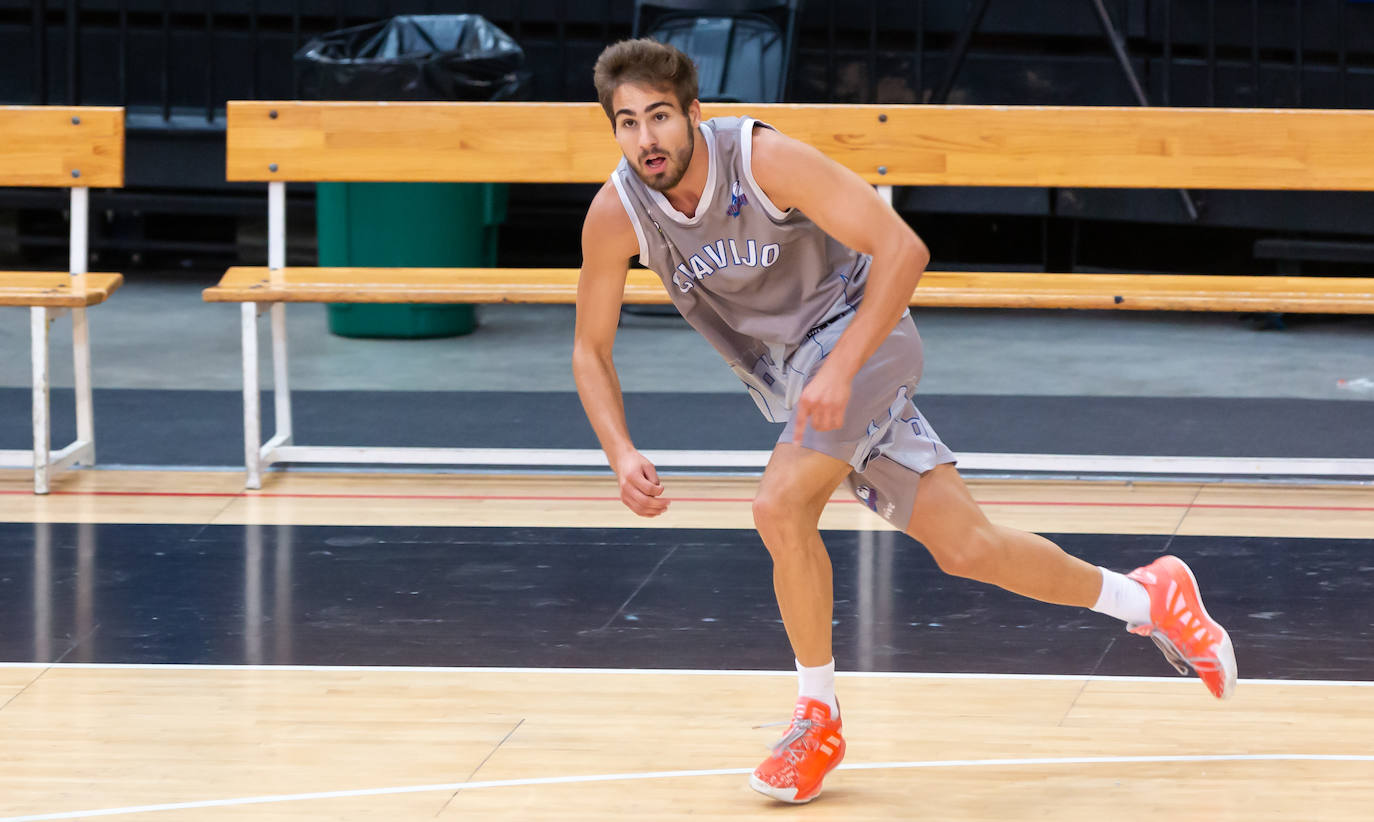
[
  {"x1": 205, "y1": 267, "x2": 629, "y2": 304},
  {"x1": 227, "y1": 101, "x2": 1374, "y2": 190},
  {"x1": 0, "y1": 106, "x2": 125, "y2": 188},
  {"x1": 913, "y1": 272, "x2": 1374, "y2": 312},
  {"x1": 203, "y1": 267, "x2": 1374, "y2": 314},
  {"x1": 0, "y1": 272, "x2": 125, "y2": 307}
]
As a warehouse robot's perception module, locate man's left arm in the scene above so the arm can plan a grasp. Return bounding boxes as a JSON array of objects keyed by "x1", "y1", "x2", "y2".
[{"x1": 748, "y1": 126, "x2": 932, "y2": 442}]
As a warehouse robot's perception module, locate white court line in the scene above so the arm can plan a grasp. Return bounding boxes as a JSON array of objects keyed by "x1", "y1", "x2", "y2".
[
  {"x1": 1, "y1": 754, "x2": 1371, "y2": 822},
  {"x1": 0, "y1": 662, "x2": 1371, "y2": 688}
]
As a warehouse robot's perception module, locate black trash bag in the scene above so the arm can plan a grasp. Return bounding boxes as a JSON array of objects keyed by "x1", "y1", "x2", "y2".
[{"x1": 295, "y1": 14, "x2": 531, "y2": 101}]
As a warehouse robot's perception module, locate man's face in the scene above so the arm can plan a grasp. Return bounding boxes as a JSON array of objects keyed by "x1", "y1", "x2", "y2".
[{"x1": 610, "y1": 83, "x2": 699, "y2": 192}]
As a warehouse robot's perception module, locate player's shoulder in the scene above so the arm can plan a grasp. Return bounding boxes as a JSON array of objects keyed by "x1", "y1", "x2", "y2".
[
  {"x1": 582, "y1": 179, "x2": 639, "y2": 257},
  {"x1": 747, "y1": 120, "x2": 811, "y2": 166},
  {"x1": 745, "y1": 121, "x2": 820, "y2": 208},
  {"x1": 704, "y1": 114, "x2": 787, "y2": 148}
]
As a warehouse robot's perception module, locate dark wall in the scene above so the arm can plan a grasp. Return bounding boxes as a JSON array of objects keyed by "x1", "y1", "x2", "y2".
[
  {"x1": 5, "y1": 1, "x2": 1373, "y2": 110},
  {"x1": 2, "y1": 0, "x2": 1373, "y2": 274}
]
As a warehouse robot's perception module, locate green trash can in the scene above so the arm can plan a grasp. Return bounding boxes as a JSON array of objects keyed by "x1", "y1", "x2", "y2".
[
  {"x1": 297, "y1": 13, "x2": 529, "y2": 339},
  {"x1": 318, "y1": 181, "x2": 506, "y2": 338}
]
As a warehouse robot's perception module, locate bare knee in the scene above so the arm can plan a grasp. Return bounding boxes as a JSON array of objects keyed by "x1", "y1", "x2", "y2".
[
  {"x1": 924, "y1": 524, "x2": 1002, "y2": 581},
  {"x1": 752, "y1": 491, "x2": 797, "y2": 538},
  {"x1": 753, "y1": 489, "x2": 822, "y2": 554}
]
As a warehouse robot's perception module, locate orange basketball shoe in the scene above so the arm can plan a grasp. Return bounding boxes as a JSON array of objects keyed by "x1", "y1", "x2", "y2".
[
  {"x1": 1127, "y1": 555, "x2": 1238, "y2": 699},
  {"x1": 749, "y1": 697, "x2": 845, "y2": 804}
]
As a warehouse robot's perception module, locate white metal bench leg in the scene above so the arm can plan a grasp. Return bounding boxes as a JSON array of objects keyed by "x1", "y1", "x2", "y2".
[
  {"x1": 243, "y1": 179, "x2": 294, "y2": 487},
  {"x1": 271, "y1": 302, "x2": 293, "y2": 445},
  {"x1": 68, "y1": 186, "x2": 93, "y2": 469},
  {"x1": 242, "y1": 301, "x2": 263, "y2": 489},
  {"x1": 72, "y1": 306, "x2": 95, "y2": 466},
  {"x1": 31, "y1": 307, "x2": 51, "y2": 495}
]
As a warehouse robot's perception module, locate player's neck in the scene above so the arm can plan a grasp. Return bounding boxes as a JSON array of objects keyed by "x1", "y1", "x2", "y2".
[{"x1": 661, "y1": 134, "x2": 710, "y2": 218}]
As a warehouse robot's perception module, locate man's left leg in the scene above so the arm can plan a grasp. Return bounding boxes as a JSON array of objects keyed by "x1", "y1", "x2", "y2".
[
  {"x1": 901, "y1": 463, "x2": 1237, "y2": 699},
  {"x1": 902, "y1": 463, "x2": 1102, "y2": 605}
]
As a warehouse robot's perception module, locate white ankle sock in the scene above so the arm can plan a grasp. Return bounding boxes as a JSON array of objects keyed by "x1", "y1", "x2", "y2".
[
  {"x1": 1091, "y1": 567, "x2": 1153, "y2": 626},
  {"x1": 796, "y1": 658, "x2": 839, "y2": 717}
]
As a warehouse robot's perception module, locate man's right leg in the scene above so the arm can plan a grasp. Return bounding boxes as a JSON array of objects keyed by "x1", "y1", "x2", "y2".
[
  {"x1": 749, "y1": 442, "x2": 853, "y2": 804},
  {"x1": 752, "y1": 442, "x2": 853, "y2": 669}
]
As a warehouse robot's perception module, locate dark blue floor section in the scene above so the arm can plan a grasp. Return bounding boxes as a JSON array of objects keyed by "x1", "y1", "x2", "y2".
[
  {"x1": 3, "y1": 388, "x2": 1373, "y2": 466},
  {"x1": 3, "y1": 522, "x2": 1371, "y2": 680}
]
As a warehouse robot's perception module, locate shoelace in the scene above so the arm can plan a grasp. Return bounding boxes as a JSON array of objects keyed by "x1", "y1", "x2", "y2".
[
  {"x1": 1143, "y1": 629, "x2": 1222, "y2": 676},
  {"x1": 753, "y1": 718, "x2": 816, "y2": 763}
]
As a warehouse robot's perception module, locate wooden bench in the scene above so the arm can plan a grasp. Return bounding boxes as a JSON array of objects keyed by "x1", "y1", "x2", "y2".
[
  {"x1": 207, "y1": 266, "x2": 1374, "y2": 314},
  {"x1": 206, "y1": 101, "x2": 1374, "y2": 487},
  {"x1": 0, "y1": 106, "x2": 124, "y2": 494}
]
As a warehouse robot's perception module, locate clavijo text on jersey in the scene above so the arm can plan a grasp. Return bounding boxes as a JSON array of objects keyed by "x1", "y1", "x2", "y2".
[{"x1": 672, "y1": 238, "x2": 782, "y2": 293}]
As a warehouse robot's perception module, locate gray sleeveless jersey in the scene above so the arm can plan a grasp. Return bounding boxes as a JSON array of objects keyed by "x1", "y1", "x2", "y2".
[{"x1": 610, "y1": 116, "x2": 871, "y2": 421}]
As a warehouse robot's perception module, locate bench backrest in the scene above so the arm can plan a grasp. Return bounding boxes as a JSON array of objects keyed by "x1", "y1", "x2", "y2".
[
  {"x1": 226, "y1": 101, "x2": 1374, "y2": 191},
  {"x1": 0, "y1": 106, "x2": 124, "y2": 188}
]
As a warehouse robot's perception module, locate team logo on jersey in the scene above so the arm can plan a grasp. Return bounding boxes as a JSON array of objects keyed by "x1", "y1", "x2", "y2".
[
  {"x1": 726, "y1": 180, "x2": 749, "y2": 217},
  {"x1": 855, "y1": 482, "x2": 894, "y2": 520}
]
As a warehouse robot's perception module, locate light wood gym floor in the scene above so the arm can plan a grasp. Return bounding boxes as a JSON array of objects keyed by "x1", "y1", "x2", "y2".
[{"x1": 1, "y1": 468, "x2": 1371, "y2": 821}]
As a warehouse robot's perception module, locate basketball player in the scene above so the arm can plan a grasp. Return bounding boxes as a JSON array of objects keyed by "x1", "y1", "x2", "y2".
[{"x1": 574, "y1": 39, "x2": 1237, "y2": 804}]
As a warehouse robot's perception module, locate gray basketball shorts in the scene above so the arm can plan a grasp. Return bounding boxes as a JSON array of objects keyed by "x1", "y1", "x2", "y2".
[{"x1": 778, "y1": 310, "x2": 957, "y2": 531}]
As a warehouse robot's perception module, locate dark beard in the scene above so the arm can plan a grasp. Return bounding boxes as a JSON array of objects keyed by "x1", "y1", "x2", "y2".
[{"x1": 641, "y1": 125, "x2": 694, "y2": 192}]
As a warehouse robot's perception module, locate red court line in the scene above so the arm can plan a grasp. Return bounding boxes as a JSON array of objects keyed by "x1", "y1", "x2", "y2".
[{"x1": 2, "y1": 487, "x2": 1373, "y2": 512}]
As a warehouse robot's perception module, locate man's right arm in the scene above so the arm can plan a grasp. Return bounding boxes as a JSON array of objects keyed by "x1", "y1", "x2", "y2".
[{"x1": 573, "y1": 182, "x2": 669, "y2": 517}]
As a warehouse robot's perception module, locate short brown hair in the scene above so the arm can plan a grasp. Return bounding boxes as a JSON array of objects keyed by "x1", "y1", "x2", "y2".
[{"x1": 593, "y1": 39, "x2": 698, "y2": 124}]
